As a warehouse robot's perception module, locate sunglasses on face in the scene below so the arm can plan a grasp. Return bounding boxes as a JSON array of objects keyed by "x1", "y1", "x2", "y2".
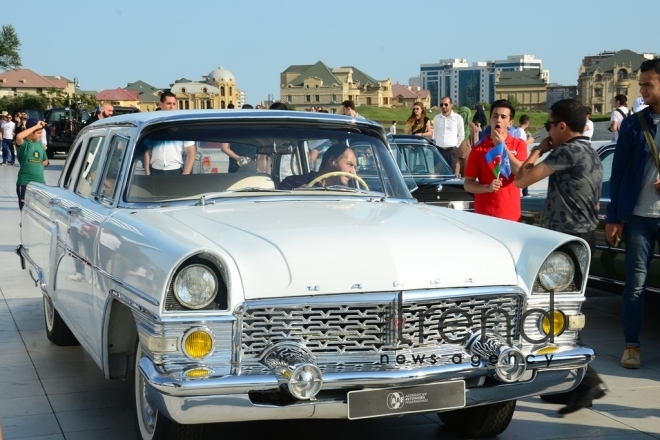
[
  {"x1": 440, "y1": 103, "x2": 450, "y2": 107},
  {"x1": 544, "y1": 120, "x2": 561, "y2": 131}
]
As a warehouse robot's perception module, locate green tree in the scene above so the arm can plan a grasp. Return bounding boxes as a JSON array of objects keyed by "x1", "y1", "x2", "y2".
[
  {"x1": 0, "y1": 24, "x2": 21, "y2": 71},
  {"x1": 506, "y1": 95, "x2": 521, "y2": 112},
  {"x1": 0, "y1": 94, "x2": 49, "y2": 115}
]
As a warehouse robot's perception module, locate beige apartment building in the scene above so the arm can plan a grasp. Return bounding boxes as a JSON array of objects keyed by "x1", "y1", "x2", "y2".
[
  {"x1": 391, "y1": 84, "x2": 431, "y2": 109},
  {"x1": 170, "y1": 67, "x2": 238, "y2": 109},
  {"x1": 0, "y1": 69, "x2": 75, "y2": 100},
  {"x1": 96, "y1": 88, "x2": 139, "y2": 108},
  {"x1": 578, "y1": 49, "x2": 655, "y2": 114},
  {"x1": 495, "y1": 69, "x2": 548, "y2": 111},
  {"x1": 281, "y1": 61, "x2": 392, "y2": 112}
]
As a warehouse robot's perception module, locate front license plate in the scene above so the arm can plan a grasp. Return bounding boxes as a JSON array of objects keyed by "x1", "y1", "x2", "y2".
[{"x1": 347, "y1": 381, "x2": 465, "y2": 420}]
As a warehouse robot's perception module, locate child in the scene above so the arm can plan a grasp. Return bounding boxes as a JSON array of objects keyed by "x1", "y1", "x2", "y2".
[{"x1": 15, "y1": 118, "x2": 48, "y2": 210}]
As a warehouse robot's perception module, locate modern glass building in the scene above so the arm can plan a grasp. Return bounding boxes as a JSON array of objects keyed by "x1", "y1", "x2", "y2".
[{"x1": 420, "y1": 55, "x2": 546, "y2": 108}]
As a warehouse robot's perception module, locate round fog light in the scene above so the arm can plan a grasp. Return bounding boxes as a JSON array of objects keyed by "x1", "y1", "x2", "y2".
[
  {"x1": 183, "y1": 328, "x2": 214, "y2": 359},
  {"x1": 541, "y1": 310, "x2": 566, "y2": 337},
  {"x1": 494, "y1": 348, "x2": 527, "y2": 383},
  {"x1": 288, "y1": 364, "x2": 323, "y2": 400}
]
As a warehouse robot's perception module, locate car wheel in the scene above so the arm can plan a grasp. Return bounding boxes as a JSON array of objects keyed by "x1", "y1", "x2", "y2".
[
  {"x1": 43, "y1": 296, "x2": 79, "y2": 346},
  {"x1": 134, "y1": 342, "x2": 205, "y2": 440},
  {"x1": 437, "y1": 399, "x2": 516, "y2": 437}
]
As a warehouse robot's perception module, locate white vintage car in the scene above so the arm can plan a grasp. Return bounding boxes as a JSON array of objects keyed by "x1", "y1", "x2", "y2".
[{"x1": 17, "y1": 110, "x2": 594, "y2": 440}]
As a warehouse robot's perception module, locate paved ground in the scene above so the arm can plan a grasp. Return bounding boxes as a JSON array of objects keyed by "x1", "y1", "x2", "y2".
[{"x1": 1, "y1": 146, "x2": 659, "y2": 439}]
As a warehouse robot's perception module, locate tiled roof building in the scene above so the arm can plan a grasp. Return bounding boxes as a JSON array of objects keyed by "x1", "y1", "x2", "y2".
[{"x1": 280, "y1": 61, "x2": 392, "y2": 112}]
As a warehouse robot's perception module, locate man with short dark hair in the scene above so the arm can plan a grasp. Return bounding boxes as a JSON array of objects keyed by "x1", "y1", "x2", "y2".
[
  {"x1": 606, "y1": 58, "x2": 660, "y2": 370},
  {"x1": 143, "y1": 92, "x2": 195, "y2": 175},
  {"x1": 341, "y1": 100, "x2": 364, "y2": 119},
  {"x1": 432, "y1": 96, "x2": 465, "y2": 171},
  {"x1": 609, "y1": 94, "x2": 630, "y2": 142},
  {"x1": 464, "y1": 99, "x2": 526, "y2": 221},
  {"x1": 515, "y1": 98, "x2": 606, "y2": 414}
]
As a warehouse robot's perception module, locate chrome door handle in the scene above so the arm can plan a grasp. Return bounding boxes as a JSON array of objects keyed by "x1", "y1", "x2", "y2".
[
  {"x1": 66, "y1": 207, "x2": 82, "y2": 215},
  {"x1": 49, "y1": 198, "x2": 60, "y2": 206}
]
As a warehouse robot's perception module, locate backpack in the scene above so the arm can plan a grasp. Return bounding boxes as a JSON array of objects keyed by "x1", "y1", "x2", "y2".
[{"x1": 615, "y1": 108, "x2": 632, "y2": 119}]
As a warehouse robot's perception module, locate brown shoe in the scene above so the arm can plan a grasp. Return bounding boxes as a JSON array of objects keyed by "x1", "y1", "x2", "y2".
[{"x1": 621, "y1": 346, "x2": 641, "y2": 369}]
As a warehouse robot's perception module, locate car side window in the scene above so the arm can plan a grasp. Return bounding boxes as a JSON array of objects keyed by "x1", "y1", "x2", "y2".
[
  {"x1": 75, "y1": 137, "x2": 105, "y2": 197},
  {"x1": 600, "y1": 149, "x2": 614, "y2": 198},
  {"x1": 97, "y1": 136, "x2": 129, "y2": 203},
  {"x1": 60, "y1": 139, "x2": 84, "y2": 189}
]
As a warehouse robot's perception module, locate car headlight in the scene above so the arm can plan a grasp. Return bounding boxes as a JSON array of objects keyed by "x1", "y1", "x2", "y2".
[
  {"x1": 538, "y1": 252, "x2": 575, "y2": 291},
  {"x1": 173, "y1": 264, "x2": 218, "y2": 309}
]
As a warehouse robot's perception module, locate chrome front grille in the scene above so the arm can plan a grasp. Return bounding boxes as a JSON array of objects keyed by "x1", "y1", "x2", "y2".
[{"x1": 238, "y1": 289, "x2": 524, "y2": 370}]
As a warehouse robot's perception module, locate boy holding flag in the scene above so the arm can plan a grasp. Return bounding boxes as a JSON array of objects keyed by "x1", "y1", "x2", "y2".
[{"x1": 464, "y1": 99, "x2": 528, "y2": 221}]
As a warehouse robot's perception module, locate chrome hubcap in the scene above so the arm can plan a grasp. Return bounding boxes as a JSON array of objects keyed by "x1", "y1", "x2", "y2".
[{"x1": 44, "y1": 297, "x2": 54, "y2": 330}]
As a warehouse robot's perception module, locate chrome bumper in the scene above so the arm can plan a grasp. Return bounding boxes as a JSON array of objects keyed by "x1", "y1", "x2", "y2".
[{"x1": 140, "y1": 345, "x2": 593, "y2": 424}]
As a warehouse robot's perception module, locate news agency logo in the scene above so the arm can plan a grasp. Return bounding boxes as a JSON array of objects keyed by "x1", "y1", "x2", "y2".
[{"x1": 387, "y1": 392, "x2": 405, "y2": 410}]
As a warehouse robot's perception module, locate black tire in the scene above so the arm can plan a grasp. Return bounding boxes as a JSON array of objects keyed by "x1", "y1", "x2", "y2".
[
  {"x1": 134, "y1": 342, "x2": 205, "y2": 440},
  {"x1": 438, "y1": 400, "x2": 517, "y2": 438},
  {"x1": 43, "y1": 296, "x2": 79, "y2": 346}
]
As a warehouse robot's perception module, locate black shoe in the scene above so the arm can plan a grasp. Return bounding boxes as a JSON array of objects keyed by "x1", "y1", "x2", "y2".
[{"x1": 558, "y1": 385, "x2": 606, "y2": 415}]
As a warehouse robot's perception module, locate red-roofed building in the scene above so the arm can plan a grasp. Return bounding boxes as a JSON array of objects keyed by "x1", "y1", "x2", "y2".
[
  {"x1": 0, "y1": 68, "x2": 75, "y2": 98},
  {"x1": 392, "y1": 83, "x2": 431, "y2": 109},
  {"x1": 96, "y1": 88, "x2": 139, "y2": 108}
]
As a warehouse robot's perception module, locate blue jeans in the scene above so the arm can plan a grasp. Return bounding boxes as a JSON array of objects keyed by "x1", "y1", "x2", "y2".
[
  {"x1": 622, "y1": 215, "x2": 660, "y2": 346},
  {"x1": 2, "y1": 138, "x2": 14, "y2": 164}
]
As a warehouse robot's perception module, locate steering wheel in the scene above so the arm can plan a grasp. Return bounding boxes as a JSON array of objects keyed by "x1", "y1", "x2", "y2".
[{"x1": 306, "y1": 171, "x2": 369, "y2": 190}]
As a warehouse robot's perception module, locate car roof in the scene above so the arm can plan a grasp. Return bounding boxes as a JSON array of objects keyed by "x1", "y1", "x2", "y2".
[{"x1": 90, "y1": 109, "x2": 385, "y2": 130}]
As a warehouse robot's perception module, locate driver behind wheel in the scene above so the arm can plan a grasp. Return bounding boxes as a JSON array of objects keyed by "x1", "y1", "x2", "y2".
[{"x1": 279, "y1": 143, "x2": 357, "y2": 189}]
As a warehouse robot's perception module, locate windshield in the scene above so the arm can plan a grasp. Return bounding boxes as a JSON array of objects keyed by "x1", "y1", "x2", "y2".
[
  {"x1": 124, "y1": 123, "x2": 414, "y2": 203},
  {"x1": 390, "y1": 139, "x2": 454, "y2": 177}
]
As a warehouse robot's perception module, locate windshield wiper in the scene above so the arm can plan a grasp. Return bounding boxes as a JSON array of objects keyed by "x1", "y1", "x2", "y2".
[{"x1": 294, "y1": 185, "x2": 375, "y2": 195}]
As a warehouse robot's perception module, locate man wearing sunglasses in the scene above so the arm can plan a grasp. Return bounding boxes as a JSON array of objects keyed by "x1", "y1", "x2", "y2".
[
  {"x1": 432, "y1": 96, "x2": 464, "y2": 172},
  {"x1": 514, "y1": 99, "x2": 606, "y2": 414}
]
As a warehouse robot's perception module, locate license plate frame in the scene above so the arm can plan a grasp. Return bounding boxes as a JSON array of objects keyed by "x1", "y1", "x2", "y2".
[{"x1": 347, "y1": 380, "x2": 466, "y2": 420}]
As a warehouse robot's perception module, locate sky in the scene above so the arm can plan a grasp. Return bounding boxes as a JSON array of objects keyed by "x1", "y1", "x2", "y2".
[{"x1": 4, "y1": 0, "x2": 656, "y2": 105}]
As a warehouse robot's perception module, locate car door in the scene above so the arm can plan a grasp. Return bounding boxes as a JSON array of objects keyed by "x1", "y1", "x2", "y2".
[
  {"x1": 592, "y1": 145, "x2": 660, "y2": 291},
  {"x1": 49, "y1": 130, "x2": 107, "y2": 360},
  {"x1": 65, "y1": 132, "x2": 129, "y2": 359}
]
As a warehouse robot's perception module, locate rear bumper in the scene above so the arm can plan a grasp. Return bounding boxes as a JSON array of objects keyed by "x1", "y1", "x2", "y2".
[{"x1": 140, "y1": 345, "x2": 593, "y2": 424}]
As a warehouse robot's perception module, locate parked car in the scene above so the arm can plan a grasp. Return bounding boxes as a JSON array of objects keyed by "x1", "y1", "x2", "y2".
[
  {"x1": 389, "y1": 134, "x2": 473, "y2": 210},
  {"x1": 17, "y1": 110, "x2": 594, "y2": 439},
  {"x1": 521, "y1": 142, "x2": 660, "y2": 293},
  {"x1": 44, "y1": 106, "x2": 91, "y2": 158}
]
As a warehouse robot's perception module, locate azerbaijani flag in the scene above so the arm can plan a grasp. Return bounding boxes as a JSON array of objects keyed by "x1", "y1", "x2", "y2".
[{"x1": 485, "y1": 142, "x2": 511, "y2": 179}]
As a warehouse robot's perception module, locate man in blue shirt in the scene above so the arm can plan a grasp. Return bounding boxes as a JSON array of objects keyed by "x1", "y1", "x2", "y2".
[{"x1": 606, "y1": 58, "x2": 660, "y2": 370}]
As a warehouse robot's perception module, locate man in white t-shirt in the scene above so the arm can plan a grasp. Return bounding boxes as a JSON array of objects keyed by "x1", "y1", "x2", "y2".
[
  {"x1": 583, "y1": 106, "x2": 594, "y2": 141},
  {"x1": 1, "y1": 112, "x2": 16, "y2": 165},
  {"x1": 432, "y1": 96, "x2": 465, "y2": 172},
  {"x1": 143, "y1": 92, "x2": 195, "y2": 175},
  {"x1": 609, "y1": 94, "x2": 630, "y2": 142}
]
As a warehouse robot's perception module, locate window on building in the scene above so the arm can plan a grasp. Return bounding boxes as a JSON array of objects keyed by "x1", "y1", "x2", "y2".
[
  {"x1": 306, "y1": 95, "x2": 311, "y2": 102},
  {"x1": 595, "y1": 88, "x2": 603, "y2": 97},
  {"x1": 366, "y1": 97, "x2": 372, "y2": 105},
  {"x1": 36, "y1": 88, "x2": 43, "y2": 94},
  {"x1": 287, "y1": 95, "x2": 292, "y2": 103},
  {"x1": 221, "y1": 100, "x2": 225, "y2": 109},
  {"x1": 595, "y1": 74, "x2": 602, "y2": 82},
  {"x1": 221, "y1": 86, "x2": 225, "y2": 96},
  {"x1": 203, "y1": 87, "x2": 208, "y2": 93},
  {"x1": 207, "y1": 100, "x2": 212, "y2": 109},
  {"x1": 178, "y1": 101, "x2": 183, "y2": 110},
  {"x1": 383, "y1": 97, "x2": 388, "y2": 105},
  {"x1": 617, "y1": 88, "x2": 628, "y2": 96},
  {"x1": 315, "y1": 95, "x2": 320, "y2": 102},
  {"x1": 181, "y1": 87, "x2": 186, "y2": 93},
  {"x1": 594, "y1": 104, "x2": 602, "y2": 114},
  {"x1": 617, "y1": 69, "x2": 628, "y2": 81},
  {"x1": 332, "y1": 94, "x2": 337, "y2": 102},
  {"x1": 185, "y1": 100, "x2": 189, "y2": 110}
]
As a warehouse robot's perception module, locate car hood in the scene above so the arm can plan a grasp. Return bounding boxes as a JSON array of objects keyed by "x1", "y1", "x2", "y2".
[{"x1": 154, "y1": 201, "x2": 518, "y2": 299}]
